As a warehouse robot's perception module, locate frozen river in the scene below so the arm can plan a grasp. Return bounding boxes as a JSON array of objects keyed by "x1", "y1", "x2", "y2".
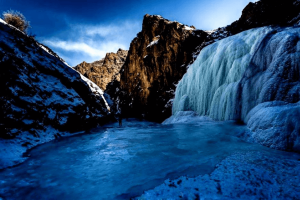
[{"x1": 0, "y1": 119, "x2": 299, "y2": 200}]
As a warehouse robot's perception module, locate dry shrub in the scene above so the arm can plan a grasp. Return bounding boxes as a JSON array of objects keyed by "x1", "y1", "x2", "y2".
[{"x1": 2, "y1": 10, "x2": 30, "y2": 33}]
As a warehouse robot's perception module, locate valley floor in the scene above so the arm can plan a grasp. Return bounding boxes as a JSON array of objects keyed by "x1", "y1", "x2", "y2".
[{"x1": 0, "y1": 118, "x2": 299, "y2": 200}]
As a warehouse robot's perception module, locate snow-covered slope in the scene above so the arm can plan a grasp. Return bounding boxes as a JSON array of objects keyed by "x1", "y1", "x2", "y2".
[
  {"x1": 0, "y1": 19, "x2": 112, "y2": 168},
  {"x1": 172, "y1": 26, "x2": 300, "y2": 152},
  {"x1": 137, "y1": 152, "x2": 300, "y2": 199}
]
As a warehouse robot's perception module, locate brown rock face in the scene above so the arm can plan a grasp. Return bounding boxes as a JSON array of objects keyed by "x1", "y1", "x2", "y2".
[
  {"x1": 74, "y1": 49, "x2": 128, "y2": 90},
  {"x1": 74, "y1": 60, "x2": 104, "y2": 75},
  {"x1": 119, "y1": 15, "x2": 207, "y2": 122}
]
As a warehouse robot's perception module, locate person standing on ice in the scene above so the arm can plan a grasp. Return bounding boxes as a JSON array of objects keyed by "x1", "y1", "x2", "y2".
[
  {"x1": 118, "y1": 109, "x2": 122, "y2": 127},
  {"x1": 119, "y1": 115, "x2": 122, "y2": 127}
]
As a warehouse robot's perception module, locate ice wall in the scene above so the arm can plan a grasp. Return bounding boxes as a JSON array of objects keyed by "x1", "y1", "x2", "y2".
[
  {"x1": 245, "y1": 101, "x2": 300, "y2": 151},
  {"x1": 172, "y1": 26, "x2": 300, "y2": 151},
  {"x1": 173, "y1": 26, "x2": 300, "y2": 122}
]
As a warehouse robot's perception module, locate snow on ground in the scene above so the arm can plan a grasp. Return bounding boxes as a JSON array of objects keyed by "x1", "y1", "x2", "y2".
[
  {"x1": 79, "y1": 74, "x2": 111, "y2": 111},
  {"x1": 153, "y1": 104, "x2": 300, "y2": 199},
  {"x1": 0, "y1": 18, "x2": 7, "y2": 25},
  {"x1": 36, "y1": 40, "x2": 111, "y2": 111},
  {"x1": 0, "y1": 18, "x2": 26, "y2": 35},
  {"x1": 137, "y1": 152, "x2": 300, "y2": 200},
  {"x1": 0, "y1": 128, "x2": 84, "y2": 169}
]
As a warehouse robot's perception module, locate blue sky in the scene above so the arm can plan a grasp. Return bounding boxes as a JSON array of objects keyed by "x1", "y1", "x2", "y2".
[{"x1": 0, "y1": 0, "x2": 255, "y2": 66}]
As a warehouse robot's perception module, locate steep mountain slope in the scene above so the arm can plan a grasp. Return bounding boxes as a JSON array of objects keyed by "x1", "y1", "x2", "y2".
[
  {"x1": 74, "y1": 49, "x2": 128, "y2": 91},
  {"x1": 0, "y1": 19, "x2": 112, "y2": 168},
  {"x1": 117, "y1": 0, "x2": 300, "y2": 122}
]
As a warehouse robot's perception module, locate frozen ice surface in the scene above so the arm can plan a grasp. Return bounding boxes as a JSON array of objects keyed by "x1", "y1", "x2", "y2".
[{"x1": 0, "y1": 120, "x2": 299, "y2": 200}]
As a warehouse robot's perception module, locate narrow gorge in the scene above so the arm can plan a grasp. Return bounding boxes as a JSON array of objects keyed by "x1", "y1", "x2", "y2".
[{"x1": 0, "y1": 0, "x2": 300, "y2": 199}]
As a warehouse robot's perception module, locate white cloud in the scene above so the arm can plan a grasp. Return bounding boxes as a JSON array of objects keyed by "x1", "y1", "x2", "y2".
[
  {"x1": 42, "y1": 21, "x2": 140, "y2": 66},
  {"x1": 83, "y1": 21, "x2": 140, "y2": 37},
  {"x1": 43, "y1": 40, "x2": 126, "y2": 59}
]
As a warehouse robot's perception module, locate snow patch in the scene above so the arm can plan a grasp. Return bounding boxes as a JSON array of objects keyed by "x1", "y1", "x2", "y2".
[
  {"x1": 79, "y1": 74, "x2": 110, "y2": 112},
  {"x1": 183, "y1": 26, "x2": 194, "y2": 31},
  {"x1": 0, "y1": 18, "x2": 7, "y2": 25},
  {"x1": 147, "y1": 39, "x2": 159, "y2": 48}
]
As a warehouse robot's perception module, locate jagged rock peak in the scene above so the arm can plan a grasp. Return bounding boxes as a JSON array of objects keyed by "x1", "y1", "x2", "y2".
[
  {"x1": 74, "y1": 49, "x2": 128, "y2": 91},
  {"x1": 74, "y1": 59, "x2": 104, "y2": 75},
  {"x1": 143, "y1": 14, "x2": 195, "y2": 28},
  {"x1": 117, "y1": 48, "x2": 126, "y2": 53},
  {"x1": 141, "y1": 14, "x2": 196, "y2": 38},
  {"x1": 119, "y1": 14, "x2": 206, "y2": 122}
]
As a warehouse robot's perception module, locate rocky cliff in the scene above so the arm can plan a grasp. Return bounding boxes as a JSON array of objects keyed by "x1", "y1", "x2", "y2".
[
  {"x1": 0, "y1": 19, "x2": 112, "y2": 168},
  {"x1": 119, "y1": 15, "x2": 207, "y2": 122},
  {"x1": 117, "y1": 0, "x2": 300, "y2": 122},
  {"x1": 227, "y1": 0, "x2": 300, "y2": 34},
  {"x1": 74, "y1": 49, "x2": 128, "y2": 91}
]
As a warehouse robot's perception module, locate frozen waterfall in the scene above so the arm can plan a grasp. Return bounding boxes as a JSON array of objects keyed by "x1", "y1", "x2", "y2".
[
  {"x1": 173, "y1": 26, "x2": 300, "y2": 121},
  {"x1": 171, "y1": 26, "x2": 300, "y2": 152}
]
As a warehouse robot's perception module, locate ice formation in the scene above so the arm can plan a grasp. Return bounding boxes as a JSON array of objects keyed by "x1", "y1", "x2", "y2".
[
  {"x1": 172, "y1": 26, "x2": 300, "y2": 151},
  {"x1": 162, "y1": 111, "x2": 213, "y2": 124},
  {"x1": 173, "y1": 27, "x2": 273, "y2": 120},
  {"x1": 245, "y1": 101, "x2": 300, "y2": 151}
]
